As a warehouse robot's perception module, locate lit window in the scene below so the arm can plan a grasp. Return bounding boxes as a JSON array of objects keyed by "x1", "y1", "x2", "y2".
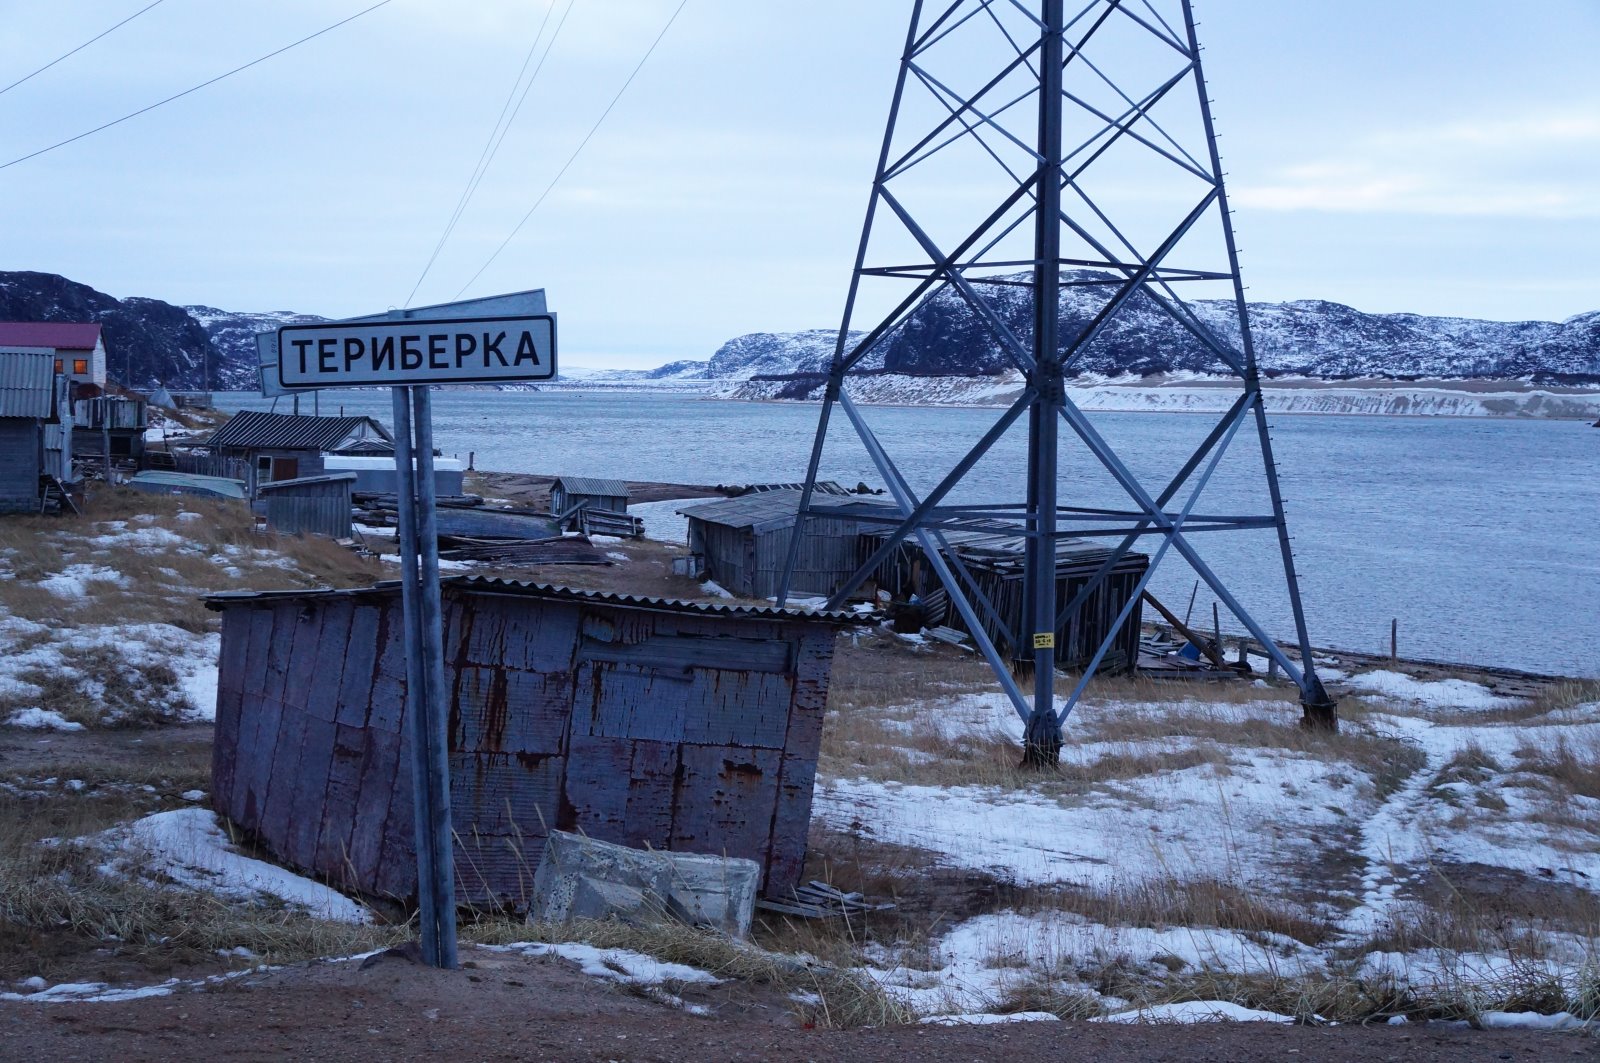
[
  {"x1": 73, "y1": 359, "x2": 89, "y2": 375},
  {"x1": 54, "y1": 359, "x2": 63, "y2": 373}
]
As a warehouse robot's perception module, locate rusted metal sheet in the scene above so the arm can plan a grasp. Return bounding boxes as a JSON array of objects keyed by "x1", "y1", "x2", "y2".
[{"x1": 208, "y1": 578, "x2": 858, "y2": 908}]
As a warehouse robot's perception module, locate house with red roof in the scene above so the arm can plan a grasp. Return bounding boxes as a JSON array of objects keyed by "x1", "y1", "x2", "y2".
[{"x1": 0, "y1": 321, "x2": 107, "y2": 386}]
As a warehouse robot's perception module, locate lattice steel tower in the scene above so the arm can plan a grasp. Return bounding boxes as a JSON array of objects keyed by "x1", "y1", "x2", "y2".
[{"x1": 779, "y1": 0, "x2": 1336, "y2": 761}]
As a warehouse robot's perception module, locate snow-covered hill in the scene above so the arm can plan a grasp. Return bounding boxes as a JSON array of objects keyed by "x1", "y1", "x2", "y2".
[
  {"x1": 184, "y1": 307, "x2": 329, "y2": 390},
  {"x1": 695, "y1": 271, "x2": 1600, "y2": 384}
]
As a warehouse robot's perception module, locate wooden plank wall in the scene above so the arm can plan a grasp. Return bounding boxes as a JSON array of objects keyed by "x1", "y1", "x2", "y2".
[{"x1": 213, "y1": 590, "x2": 843, "y2": 910}]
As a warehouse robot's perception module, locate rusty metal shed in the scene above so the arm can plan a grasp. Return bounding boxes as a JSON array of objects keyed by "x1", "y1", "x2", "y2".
[{"x1": 206, "y1": 578, "x2": 858, "y2": 909}]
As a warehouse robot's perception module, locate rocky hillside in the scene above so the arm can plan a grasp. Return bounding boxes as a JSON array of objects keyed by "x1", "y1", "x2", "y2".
[
  {"x1": 701, "y1": 271, "x2": 1600, "y2": 384},
  {"x1": 184, "y1": 306, "x2": 330, "y2": 390},
  {"x1": 0, "y1": 272, "x2": 217, "y2": 390},
  {"x1": 2, "y1": 269, "x2": 1595, "y2": 393}
]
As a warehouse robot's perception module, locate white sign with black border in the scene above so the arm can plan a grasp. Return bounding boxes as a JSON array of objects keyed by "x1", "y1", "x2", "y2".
[{"x1": 274, "y1": 313, "x2": 556, "y2": 391}]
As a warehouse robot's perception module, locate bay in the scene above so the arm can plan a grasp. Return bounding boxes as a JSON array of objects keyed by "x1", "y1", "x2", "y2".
[{"x1": 216, "y1": 390, "x2": 1600, "y2": 678}]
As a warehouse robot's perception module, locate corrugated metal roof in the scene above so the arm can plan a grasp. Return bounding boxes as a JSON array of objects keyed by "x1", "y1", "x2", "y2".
[
  {"x1": 0, "y1": 322, "x2": 101, "y2": 350},
  {"x1": 677, "y1": 490, "x2": 894, "y2": 534},
  {"x1": 204, "y1": 576, "x2": 866, "y2": 624},
  {"x1": 256, "y1": 472, "x2": 359, "y2": 493},
  {"x1": 204, "y1": 410, "x2": 394, "y2": 452},
  {"x1": 552, "y1": 475, "x2": 630, "y2": 498},
  {"x1": 0, "y1": 351, "x2": 56, "y2": 417}
]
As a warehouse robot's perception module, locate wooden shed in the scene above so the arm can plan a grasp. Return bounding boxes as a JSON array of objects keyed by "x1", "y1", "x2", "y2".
[
  {"x1": 202, "y1": 410, "x2": 392, "y2": 494},
  {"x1": 677, "y1": 490, "x2": 873, "y2": 600},
  {"x1": 549, "y1": 476, "x2": 630, "y2": 517},
  {"x1": 865, "y1": 529, "x2": 1150, "y2": 674},
  {"x1": 256, "y1": 472, "x2": 356, "y2": 538},
  {"x1": 206, "y1": 578, "x2": 858, "y2": 909},
  {"x1": 0, "y1": 351, "x2": 73, "y2": 514}
]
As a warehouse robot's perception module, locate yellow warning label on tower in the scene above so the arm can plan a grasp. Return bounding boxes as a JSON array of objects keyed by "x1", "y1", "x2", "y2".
[{"x1": 1032, "y1": 632, "x2": 1055, "y2": 650}]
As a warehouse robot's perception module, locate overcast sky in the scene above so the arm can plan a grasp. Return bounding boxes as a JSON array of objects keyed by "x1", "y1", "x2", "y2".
[{"x1": 2, "y1": 0, "x2": 1597, "y2": 369}]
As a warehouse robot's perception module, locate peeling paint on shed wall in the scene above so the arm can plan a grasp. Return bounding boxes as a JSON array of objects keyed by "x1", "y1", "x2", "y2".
[{"x1": 211, "y1": 584, "x2": 845, "y2": 910}]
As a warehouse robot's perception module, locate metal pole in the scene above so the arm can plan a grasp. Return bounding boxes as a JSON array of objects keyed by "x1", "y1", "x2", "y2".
[
  {"x1": 1023, "y1": 0, "x2": 1065, "y2": 768},
  {"x1": 410, "y1": 384, "x2": 458, "y2": 968},
  {"x1": 390, "y1": 386, "x2": 442, "y2": 967},
  {"x1": 1181, "y1": 0, "x2": 1334, "y2": 728}
]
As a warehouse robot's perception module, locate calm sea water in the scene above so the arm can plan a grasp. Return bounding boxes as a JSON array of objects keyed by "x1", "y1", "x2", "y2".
[{"x1": 217, "y1": 391, "x2": 1600, "y2": 678}]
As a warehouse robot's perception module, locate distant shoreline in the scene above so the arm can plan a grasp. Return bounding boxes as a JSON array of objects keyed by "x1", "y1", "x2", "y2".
[{"x1": 216, "y1": 376, "x2": 1600, "y2": 421}]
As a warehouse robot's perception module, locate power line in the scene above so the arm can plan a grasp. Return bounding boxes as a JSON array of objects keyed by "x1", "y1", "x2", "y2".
[
  {"x1": 0, "y1": 0, "x2": 167, "y2": 99},
  {"x1": 404, "y1": 0, "x2": 577, "y2": 308},
  {"x1": 455, "y1": 0, "x2": 690, "y2": 299},
  {"x1": 0, "y1": 0, "x2": 394, "y2": 173}
]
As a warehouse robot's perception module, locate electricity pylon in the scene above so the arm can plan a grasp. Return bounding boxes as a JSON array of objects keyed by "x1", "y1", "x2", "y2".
[{"x1": 779, "y1": 0, "x2": 1337, "y2": 763}]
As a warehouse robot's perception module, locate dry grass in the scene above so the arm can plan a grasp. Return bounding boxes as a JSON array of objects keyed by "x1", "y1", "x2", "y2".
[
  {"x1": 0, "y1": 790, "x2": 401, "y2": 982},
  {"x1": 1035, "y1": 877, "x2": 1337, "y2": 949},
  {"x1": 1514, "y1": 733, "x2": 1600, "y2": 802},
  {"x1": 463, "y1": 917, "x2": 912, "y2": 1028}
]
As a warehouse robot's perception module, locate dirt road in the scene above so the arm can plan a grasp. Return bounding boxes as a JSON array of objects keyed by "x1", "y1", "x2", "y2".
[{"x1": 4, "y1": 947, "x2": 1593, "y2": 1063}]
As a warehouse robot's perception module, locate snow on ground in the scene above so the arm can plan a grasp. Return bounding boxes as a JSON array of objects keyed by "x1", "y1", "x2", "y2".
[
  {"x1": 920, "y1": 1011, "x2": 1059, "y2": 1025},
  {"x1": 628, "y1": 498, "x2": 701, "y2": 544},
  {"x1": 867, "y1": 909, "x2": 1323, "y2": 1015},
  {"x1": 1098, "y1": 1001, "x2": 1295, "y2": 1024},
  {"x1": 4, "y1": 708, "x2": 84, "y2": 731},
  {"x1": 0, "y1": 622, "x2": 219, "y2": 725},
  {"x1": 87, "y1": 809, "x2": 371, "y2": 924},
  {"x1": 486, "y1": 941, "x2": 721, "y2": 1014},
  {"x1": 817, "y1": 695, "x2": 1356, "y2": 892},
  {"x1": 486, "y1": 941, "x2": 721, "y2": 986},
  {"x1": 1344, "y1": 669, "x2": 1523, "y2": 712},
  {"x1": 821, "y1": 682, "x2": 1600, "y2": 1021},
  {"x1": 38, "y1": 564, "x2": 126, "y2": 597}
]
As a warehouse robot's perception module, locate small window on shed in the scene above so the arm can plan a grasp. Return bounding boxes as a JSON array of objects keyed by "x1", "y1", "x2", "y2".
[
  {"x1": 54, "y1": 358, "x2": 63, "y2": 373},
  {"x1": 73, "y1": 359, "x2": 88, "y2": 375}
]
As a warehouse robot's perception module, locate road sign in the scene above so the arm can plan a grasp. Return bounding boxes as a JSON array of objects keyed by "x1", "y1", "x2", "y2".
[{"x1": 274, "y1": 313, "x2": 555, "y2": 390}]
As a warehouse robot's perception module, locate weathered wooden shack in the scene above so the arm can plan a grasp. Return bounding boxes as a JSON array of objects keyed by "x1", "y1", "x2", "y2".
[
  {"x1": 865, "y1": 529, "x2": 1150, "y2": 673},
  {"x1": 678, "y1": 490, "x2": 871, "y2": 599},
  {"x1": 549, "y1": 476, "x2": 629, "y2": 517},
  {"x1": 256, "y1": 472, "x2": 356, "y2": 538},
  {"x1": 202, "y1": 410, "x2": 393, "y2": 493},
  {"x1": 207, "y1": 578, "x2": 857, "y2": 909},
  {"x1": 70, "y1": 384, "x2": 148, "y2": 460},
  {"x1": 0, "y1": 352, "x2": 73, "y2": 513}
]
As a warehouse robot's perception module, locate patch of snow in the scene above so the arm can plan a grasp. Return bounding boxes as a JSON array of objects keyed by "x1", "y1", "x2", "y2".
[
  {"x1": 0, "y1": 980, "x2": 179, "y2": 1004},
  {"x1": 486, "y1": 941, "x2": 722, "y2": 987},
  {"x1": 39, "y1": 564, "x2": 125, "y2": 597},
  {"x1": 1345, "y1": 670, "x2": 1521, "y2": 711},
  {"x1": 920, "y1": 1011, "x2": 1060, "y2": 1025},
  {"x1": 1479, "y1": 1011, "x2": 1588, "y2": 1031},
  {"x1": 1097, "y1": 1000, "x2": 1294, "y2": 1024},
  {"x1": 379, "y1": 554, "x2": 475, "y2": 571},
  {"x1": 5, "y1": 708, "x2": 84, "y2": 731},
  {"x1": 700, "y1": 580, "x2": 734, "y2": 599},
  {"x1": 181, "y1": 790, "x2": 207, "y2": 802},
  {"x1": 89, "y1": 809, "x2": 371, "y2": 924}
]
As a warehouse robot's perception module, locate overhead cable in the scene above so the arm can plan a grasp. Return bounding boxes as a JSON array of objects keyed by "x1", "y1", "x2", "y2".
[
  {"x1": 404, "y1": 0, "x2": 577, "y2": 308},
  {"x1": 0, "y1": 0, "x2": 167, "y2": 99},
  {"x1": 454, "y1": 0, "x2": 690, "y2": 298},
  {"x1": 0, "y1": 0, "x2": 394, "y2": 173}
]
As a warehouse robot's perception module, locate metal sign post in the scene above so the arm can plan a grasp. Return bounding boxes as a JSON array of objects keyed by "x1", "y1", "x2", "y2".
[{"x1": 266, "y1": 290, "x2": 554, "y2": 969}]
